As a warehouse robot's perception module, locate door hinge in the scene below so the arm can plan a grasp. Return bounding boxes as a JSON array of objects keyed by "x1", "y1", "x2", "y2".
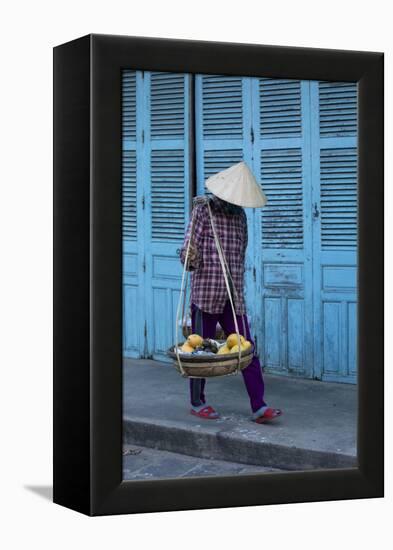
[
  {"x1": 313, "y1": 202, "x2": 320, "y2": 219},
  {"x1": 143, "y1": 258, "x2": 146, "y2": 272},
  {"x1": 144, "y1": 322, "x2": 147, "y2": 338},
  {"x1": 253, "y1": 267, "x2": 256, "y2": 282},
  {"x1": 250, "y1": 126, "x2": 255, "y2": 144},
  {"x1": 142, "y1": 196, "x2": 145, "y2": 209},
  {"x1": 142, "y1": 129, "x2": 145, "y2": 143}
]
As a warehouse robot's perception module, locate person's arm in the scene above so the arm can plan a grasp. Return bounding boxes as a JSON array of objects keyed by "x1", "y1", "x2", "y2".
[
  {"x1": 242, "y1": 210, "x2": 248, "y2": 271},
  {"x1": 241, "y1": 209, "x2": 248, "y2": 255},
  {"x1": 180, "y1": 202, "x2": 206, "y2": 271}
]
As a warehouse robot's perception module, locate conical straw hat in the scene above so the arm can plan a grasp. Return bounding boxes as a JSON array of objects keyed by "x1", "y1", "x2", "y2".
[{"x1": 205, "y1": 161, "x2": 267, "y2": 208}]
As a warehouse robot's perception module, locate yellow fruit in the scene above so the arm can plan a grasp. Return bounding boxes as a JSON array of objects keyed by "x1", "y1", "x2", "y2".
[
  {"x1": 181, "y1": 343, "x2": 194, "y2": 353},
  {"x1": 187, "y1": 334, "x2": 203, "y2": 348},
  {"x1": 226, "y1": 333, "x2": 244, "y2": 349},
  {"x1": 217, "y1": 345, "x2": 230, "y2": 355},
  {"x1": 230, "y1": 344, "x2": 242, "y2": 354},
  {"x1": 242, "y1": 340, "x2": 252, "y2": 350}
]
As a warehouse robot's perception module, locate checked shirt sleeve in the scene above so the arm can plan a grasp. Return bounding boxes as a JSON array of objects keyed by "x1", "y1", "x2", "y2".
[
  {"x1": 180, "y1": 203, "x2": 206, "y2": 271},
  {"x1": 241, "y1": 209, "x2": 248, "y2": 255},
  {"x1": 239, "y1": 209, "x2": 248, "y2": 280}
]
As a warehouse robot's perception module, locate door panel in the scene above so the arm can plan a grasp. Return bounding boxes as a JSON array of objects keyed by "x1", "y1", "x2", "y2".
[
  {"x1": 252, "y1": 79, "x2": 314, "y2": 378},
  {"x1": 122, "y1": 71, "x2": 144, "y2": 358},
  {"x1": 122, "y1": 70, "x2": 192, "y2": 359},
  {"x1": 143, "y1": 72, "x2": 192, "y2": 360},
  {"x1": 311, "y1": 81, "x2": 358, "y2": 383},
  {"x1": 264, "y1": 297, "x2": 282, "y2": 367},
  {"x1": 287, "y1": 298, "x2": 305, "y2": 371}
]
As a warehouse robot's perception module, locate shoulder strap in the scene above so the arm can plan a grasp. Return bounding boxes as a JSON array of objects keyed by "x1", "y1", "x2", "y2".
[{"x1": 192, "y1": 195, "x2": 209, "y2": 207}]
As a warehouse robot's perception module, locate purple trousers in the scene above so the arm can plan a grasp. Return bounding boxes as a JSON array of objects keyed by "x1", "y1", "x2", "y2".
[{"x1": 190, "y1": 301, "x2": 266, "y2": 413}]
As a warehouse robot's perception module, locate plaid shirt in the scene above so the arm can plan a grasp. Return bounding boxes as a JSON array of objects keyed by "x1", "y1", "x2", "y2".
[{"x1": 180, "y1": 196, "x2": 248, "y2": 315}]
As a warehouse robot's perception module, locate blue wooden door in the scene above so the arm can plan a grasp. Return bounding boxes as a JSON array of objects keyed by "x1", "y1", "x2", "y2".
[
  {"x1": 143, "y1": 72, "x2": 192, "y2": 360},
  {"x1": 194, "y1": 75, "x2": 358, "y2": 382},
  {"x1": 310, "y1": 81, "x2": 358, "y2": 383},
  {"x1": 123, "y1": 71, "x2": 358, "y2": 382},
  {"x1": 122, "y1": 70, "x2": 192, "y2": 359},
  {"x1": 195, "y1": 75, "x2": 314, "y2": 378},
  {"x1": 251, "y1": 79, "x2": 314, "y2": 379},
  {"x1": 122, "y1": 70, "x2": 144, "y2": 358}
]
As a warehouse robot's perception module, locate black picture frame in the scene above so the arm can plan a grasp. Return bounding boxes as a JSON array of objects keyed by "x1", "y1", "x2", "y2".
[{"x1": 53, "y1": 33, "x2": 384, "y2": 516}]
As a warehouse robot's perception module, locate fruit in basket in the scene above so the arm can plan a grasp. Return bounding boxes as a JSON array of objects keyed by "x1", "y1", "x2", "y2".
[
  {"x1": 187, "y1": 334, "x2": 203, "y2": 348},
  {"x1": 180, "y1": 343, "x2": 194, "y2": 353},
  {"x1": 226, "y1": 333, "x2": 245, "y2": 349},
  {"x1": 217, "y1": 345, "x2": 230, "y2": 355},
  {"x1": 230, "y1": 340, "x2": 251, "y2": 354}
]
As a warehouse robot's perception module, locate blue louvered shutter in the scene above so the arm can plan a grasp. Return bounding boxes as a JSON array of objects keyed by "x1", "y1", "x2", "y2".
[
  {"x1": 144, "y1": 72, "x2": 192, "y2": 359},
  {"x1": 150, "y1": 150, "x2": 186, "y2": 240},
  {"x1": 318, "y1": 83, "x2": 358, "y2": 252},
  {"x1": 260, "y1": 148, "x2": 303, "y2": 248},
  {"x1": 149, "y1": 73, "x2": 189, "y2": 242},
  {"x1": 122, "y1": 150, "x2": 137, "y2": 240},
  {"x1": 195, "y1": 75, "x2": 247, "y2": 194},
  {"x1": 318, "y1": 82, "x2": 357, "y2": 137},
  {"x1": 258, "y1": 79, "x2": 304, "y2": 249},
  {"x1": 252, "y1": 78, "x2": 314, "y2": 379},
  {"x1": 320, "y1": 148, "x2": 357, "y2": 249},
  {"x1": 312, "y1": 81, "x2": 358, "y2": 382},
  {"x1": 122, "y1": 70, "x2": 143, "y2": 357},
  {"x1": 259, "y1": 78, "x2": 302, "y2": 138},
  {"x1": 122, "y1": 71, "x2": 137, "y2": 241}
]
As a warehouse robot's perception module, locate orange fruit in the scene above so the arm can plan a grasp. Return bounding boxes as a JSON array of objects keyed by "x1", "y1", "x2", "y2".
[
  {"x1": 181, "y1": 343, "x2": 194, "y2": 353},
  {"x1": 187, "y1": 334, "x2": 203, "y2": 348},
  {"x1": 226, "y1": 333, "x2": 244, "y2": 349}
]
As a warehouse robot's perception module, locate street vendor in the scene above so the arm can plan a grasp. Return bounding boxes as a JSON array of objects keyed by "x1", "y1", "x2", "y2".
[{"x1": 180, "y1": 161, "x2": 282, "y2": 423}]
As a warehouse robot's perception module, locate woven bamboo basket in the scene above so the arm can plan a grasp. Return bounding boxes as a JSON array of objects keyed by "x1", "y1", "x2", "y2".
[{"x1": 167, "y1": 341, "x2": 254, "y2": 378}]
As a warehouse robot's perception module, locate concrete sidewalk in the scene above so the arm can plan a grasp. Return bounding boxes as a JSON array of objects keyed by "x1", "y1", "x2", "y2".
[
  {"x1": 123, "y1": 445, "x2": 281, "y2": 481},
  {"x1": 123, "y1": 358, "x2": 357, "y2": 471}
]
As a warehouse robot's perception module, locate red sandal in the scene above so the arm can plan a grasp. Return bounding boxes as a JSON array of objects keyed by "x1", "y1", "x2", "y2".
[
  {"x1": 190, "y1": 405, "x2": 220, "y2": 419},
  {"x1": 254, "y1": 408, "x2": 282, "y2": 424}
]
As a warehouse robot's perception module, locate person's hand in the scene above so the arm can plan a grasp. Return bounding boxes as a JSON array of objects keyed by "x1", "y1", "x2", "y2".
[
  {"x1": 188, "y1": 244, "x2": 198, "y2": 264},
  {"x1": 184, "y1": 244, "x2": 201, "y2": 271}
]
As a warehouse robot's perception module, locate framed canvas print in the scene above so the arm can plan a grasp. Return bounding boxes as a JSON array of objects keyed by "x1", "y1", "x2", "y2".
[{"x1": 53, "y1": 34, "x2": 384, "y2": 516}]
